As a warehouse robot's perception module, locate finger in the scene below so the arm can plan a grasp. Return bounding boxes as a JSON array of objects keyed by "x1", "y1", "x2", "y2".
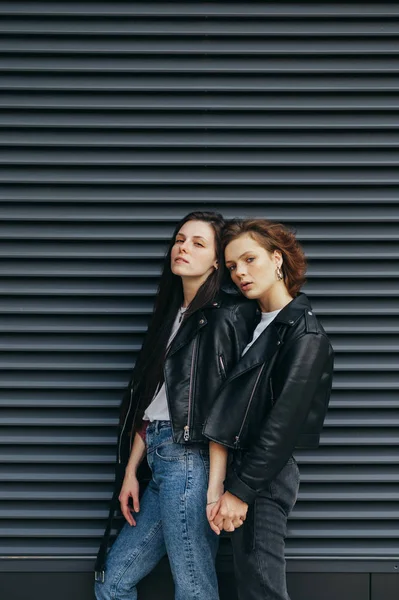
[
  {"x1": 209, "y1": 500, "x2": 221, "y2": 521},
  {"x1": 118, "y1": 493, "x2": 128, "y2": 513},
  {"x1": 132, "y1": 493, "x2": 140, "y2": 514},
  {"x1": 232, "y1": 518, "x2": 243, "y2": 529},
  {"x1": 209, "y1": 520, "x2": 221, "y2": 535},
  {"x1": 206, "y1": 506, "x2": 216, "y2": 525},
  {"x1": 122, "y1": 505, "x2": 134, "y2": 526},
  {"x1": 214, "y1": 516, "x2": 224, "y2": 529},
  {"x1": 119, "y1": 495, "x2": 135, "y2": 526},
  {"x1": 222, "y1": 519, "x2": 235, "y2": 533}
]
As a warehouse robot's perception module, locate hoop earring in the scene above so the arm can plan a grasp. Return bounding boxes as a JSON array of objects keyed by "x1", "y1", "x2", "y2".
[{"x1": 276, "y1": 265, "x2": 284, "y2": 281}]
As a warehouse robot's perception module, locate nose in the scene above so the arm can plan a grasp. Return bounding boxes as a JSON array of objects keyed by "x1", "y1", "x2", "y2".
[
  {"x1": 235, "y1": 263, "x2": 247, "y2": 278},
  {"x1": 179, "y1": 241, "x2": 189, "y2": 253}
]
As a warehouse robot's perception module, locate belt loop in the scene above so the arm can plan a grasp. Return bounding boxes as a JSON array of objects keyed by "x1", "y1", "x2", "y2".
[{"x1": 155, "y1": 420, "x2": 160, "y2": 435}]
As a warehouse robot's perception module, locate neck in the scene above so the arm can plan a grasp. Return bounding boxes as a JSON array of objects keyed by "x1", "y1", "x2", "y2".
[
  {"x1": 258, "y1": 283, "x2": 293, "y2": 313},
  {"x1": 181, "y1": 270, "x2": 212, "y2": 307}
]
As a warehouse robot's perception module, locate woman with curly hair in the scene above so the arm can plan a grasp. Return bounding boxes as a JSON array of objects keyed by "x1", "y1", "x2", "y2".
[{"x1": 204, "y1": 219, "x2": 334, "y2": 600}]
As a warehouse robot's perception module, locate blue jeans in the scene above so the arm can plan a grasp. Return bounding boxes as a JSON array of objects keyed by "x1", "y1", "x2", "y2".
[
  {"x1": 95, "y1": 421, "x2": 219, "y2": 600},
  {"x1": 231, "y1": 457, "x2": 300, "y2": 600}
]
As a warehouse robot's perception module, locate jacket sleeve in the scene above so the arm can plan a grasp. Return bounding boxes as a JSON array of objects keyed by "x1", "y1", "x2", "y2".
[{"x1": 225, "y1": 332, "x2": 333, "y2": 504}]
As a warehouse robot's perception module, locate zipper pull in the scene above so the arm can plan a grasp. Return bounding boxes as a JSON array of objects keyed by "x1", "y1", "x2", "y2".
[
  {"x1": 183, "y1": 425, "x2": 190, "y2": 442},
  {"x1": 234, "y1": 436, "x2": 240, "y2": 449}
]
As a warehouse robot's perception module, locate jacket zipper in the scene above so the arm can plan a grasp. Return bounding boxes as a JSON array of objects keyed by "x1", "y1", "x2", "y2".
[
  {"x1": 118, "y1": 387, "x2": 134, "y2": 464},
  {"x1": 219, "y1": 354, "x2": 226, "y2": 379},
  {"x1": 184, "y1": 337, "x2": 199, "y2": 442},
  {"x1": 234, "y1": 364, "x2": 266, "y2": 449}
]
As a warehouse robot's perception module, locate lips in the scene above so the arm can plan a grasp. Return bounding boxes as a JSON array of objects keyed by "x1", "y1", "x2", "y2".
[
  {"x1": 175, "y1": 256, "x2": 189, "y2": 264},
  {"x1": 241, "y1": 282, "x2": 253, "y2": 291}
]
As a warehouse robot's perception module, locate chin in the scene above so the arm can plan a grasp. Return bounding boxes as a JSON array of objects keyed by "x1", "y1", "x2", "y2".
[
  {"x1": 171, "y1": 263, "x2": 192, "y2": 276},
  {"x1": 243, "y1": 289, "x2": 260, "y2": 300},
  {"x1": 171, "y1": 264, "x2": 184, "y2": 275}
]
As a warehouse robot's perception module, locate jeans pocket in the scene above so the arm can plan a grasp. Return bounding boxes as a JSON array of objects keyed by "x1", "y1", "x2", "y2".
[
  {"x1": 199, "y1": 448, "x2": 210, "y2": 479},
  {"x1": 155, "y1": 440, "x2": 186, "y2": 461},
  {"x1": 288, "y1": 456, "x2": 301, "y2": 485},
  {"x1": 270, "y1": 460, "x2": 300, "y2": 516}
]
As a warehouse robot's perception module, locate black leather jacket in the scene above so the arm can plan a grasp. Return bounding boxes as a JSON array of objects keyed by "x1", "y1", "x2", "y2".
[
  {"x1": 95, "y1": 291, "x2": 257, "y2": 578},
  {"x1": 203, "y1": 293, "x2": 334, "y2": 505},
  {"x1": 117, "y1": 290, "x2": 258, "y2": 467}
]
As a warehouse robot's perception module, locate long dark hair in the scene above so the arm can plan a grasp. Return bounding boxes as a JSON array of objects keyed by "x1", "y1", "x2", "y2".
[{"x1": 130, "y1": 211, "x2": 225, "y2": 424}]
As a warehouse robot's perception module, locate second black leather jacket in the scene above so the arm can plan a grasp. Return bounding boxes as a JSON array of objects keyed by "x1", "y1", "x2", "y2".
[{"x1": 203, "y1": 293, "x2": 334, "y2": 504}]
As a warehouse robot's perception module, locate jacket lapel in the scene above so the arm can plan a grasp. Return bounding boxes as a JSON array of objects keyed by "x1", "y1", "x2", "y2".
[
  {"x1": 226, "y1": 322, "x2": 284, "y2": 382},
  {"x1": 167, "y1": 311, "x2": 207, "y2": 357}
]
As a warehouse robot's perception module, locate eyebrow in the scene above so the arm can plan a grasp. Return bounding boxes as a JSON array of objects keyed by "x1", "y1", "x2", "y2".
[
  {"x1": 176, "y1": 234, "x2": 208, "y2": 243},
  {"x1": 225, "y1": 250, "x2": 255, "y2": 265}
]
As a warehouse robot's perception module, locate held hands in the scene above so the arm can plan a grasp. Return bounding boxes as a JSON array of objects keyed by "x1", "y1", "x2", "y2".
[
  {"x1": 119, "y1": 470, "x2": 140, "y2": 526},
  {"x1": 207, "y1": 491, "x2": 248, "y2": 535}
]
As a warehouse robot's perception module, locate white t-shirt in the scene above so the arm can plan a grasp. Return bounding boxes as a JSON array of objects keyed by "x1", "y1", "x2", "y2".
[
  {"x1": 143, "y1": 306, "x2": 186, "y2": 422},
  {"x1": 242, "y1": 308, "x2": 282, "y2": 356}
]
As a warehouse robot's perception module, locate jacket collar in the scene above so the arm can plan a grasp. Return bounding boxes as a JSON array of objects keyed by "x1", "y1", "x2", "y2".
[
  {"x1": 272, "y1": 292, "x2": 312, "y2": 326},
  {"x1": 226, "y1": 293, "x2": 312, "y2": 380},
  {"x1": 166, "y1": 310, "x2": 207, "y2": 357},
  {"x1": 166, "y1": 291, "x2": 233, "y2": 357}
]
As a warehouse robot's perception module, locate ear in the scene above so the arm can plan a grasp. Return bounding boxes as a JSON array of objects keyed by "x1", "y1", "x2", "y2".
[
  {"x1": 273, "y1": 250, "x2": 283, "y2": 267},
  {"x1": 214, "y1": 260, "x2": 219, "y2": 270}
]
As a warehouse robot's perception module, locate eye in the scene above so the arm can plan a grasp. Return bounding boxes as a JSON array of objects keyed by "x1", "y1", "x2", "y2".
[
  {"x1": 175, "y1": 239, "x2": 184, "y2": 244},
  {"x1": 246, "y1": 257, "x2": 255, "y2": 263},
  {"x1": 194, "y1": 242, "x2": 204, "y2": 247},
  {"x1": 228, "y1": 265, "x2": 236, "y2": 272}
]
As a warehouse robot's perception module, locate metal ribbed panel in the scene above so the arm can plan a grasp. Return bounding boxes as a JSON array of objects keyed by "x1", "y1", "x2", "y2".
[{"x1": 0, "y1": 1, "x2": 398, "y2": 563}]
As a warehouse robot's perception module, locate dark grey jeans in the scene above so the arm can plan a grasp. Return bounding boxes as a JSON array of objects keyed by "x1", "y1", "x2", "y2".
[{"x1": 231, "y1": 457, "x2": 300, "y2": 600}]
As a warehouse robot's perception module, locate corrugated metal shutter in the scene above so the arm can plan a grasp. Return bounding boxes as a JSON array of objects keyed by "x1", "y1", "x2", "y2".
[{"x1": 1, "y1": 1, "x2": 398, "y2": 567}]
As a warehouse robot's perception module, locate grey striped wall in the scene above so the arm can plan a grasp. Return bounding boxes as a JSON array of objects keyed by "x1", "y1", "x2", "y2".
[{"x1": 0, "y1": 0, "x2": 398, "y2": 571}]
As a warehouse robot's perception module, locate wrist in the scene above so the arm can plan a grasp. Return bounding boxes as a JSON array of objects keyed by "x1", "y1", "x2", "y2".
[
  {"x1": 207, "y1": 486, "x2": 223, "y2": 503},
  {"x1": 125, "y1": 465, "x2": 138, "y2": 478}
]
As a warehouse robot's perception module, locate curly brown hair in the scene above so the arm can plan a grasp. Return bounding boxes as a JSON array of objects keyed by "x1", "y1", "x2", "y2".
[{"x1": 223, "y1": 219, "x2": 307, "y2": 297}]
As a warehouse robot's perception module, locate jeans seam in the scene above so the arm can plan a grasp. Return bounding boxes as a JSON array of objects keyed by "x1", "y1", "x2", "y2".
[
  {"x1": 179, "y1": 455, "x2": 201, "y2": 600},
  {"x1": 254, "y1": 538, "x2": 269, "y2": 600},
  {"x1": 155, "y1": 448, "x2": 186, "y2": 461},
  {"x1": 186, "y1": 450, "x2": 193, "y2": 492},
  {"x1": 110, "y1": 519, "x2": 163, "y2": 600}
]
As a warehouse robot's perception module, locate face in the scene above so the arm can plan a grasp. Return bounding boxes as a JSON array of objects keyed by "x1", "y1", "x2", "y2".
[
  {"x1": 171, "y1": 220, "x2": 218, "y2": 280},
  {"x1": 225, "y1": 233, "x2": 282, "y2": 301}
]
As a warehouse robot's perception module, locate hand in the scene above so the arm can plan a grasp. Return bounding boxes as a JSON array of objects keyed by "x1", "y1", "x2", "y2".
[
  {"x1": 206, "y1": 485, "x2": 224, "y2": 535},
  {"x1": 207, "y1": 497, "x2": 222, "y2": 535},
  {"x1": 213, "y1": 491, "x2": 248, "y2": 533},
  {"x1": 119, "y1": 471, "x2": 140, "y2": 526}
]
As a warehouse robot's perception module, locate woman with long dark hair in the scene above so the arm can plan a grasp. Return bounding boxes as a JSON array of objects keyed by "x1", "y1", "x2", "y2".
[
  {"x1": 95, "y1": 212, "x2": 257, "y2": 600},
  {"x1": 204, "y1": 219, "x2": 334, "y2": 600}
]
